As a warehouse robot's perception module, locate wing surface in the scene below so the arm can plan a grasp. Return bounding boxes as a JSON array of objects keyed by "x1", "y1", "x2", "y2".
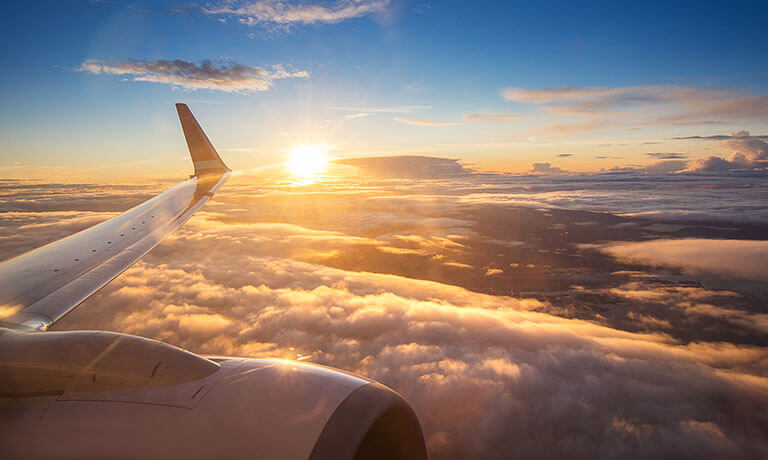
[{"x1": 0, "y1": 104, "x2": 229, "y2": 330}]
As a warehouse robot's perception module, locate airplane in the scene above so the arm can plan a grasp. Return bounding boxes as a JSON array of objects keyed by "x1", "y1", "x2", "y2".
[{"x1": 0, "y1": 104, "x2": 427, "y2": 460}]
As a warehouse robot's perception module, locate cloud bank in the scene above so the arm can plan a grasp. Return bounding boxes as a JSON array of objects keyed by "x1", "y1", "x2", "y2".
[
  {"x1": 78, "y1": 59, "x2": 308, "y2": 93},
  {"x1": 684, "y1": 131, "x2": 768, "y2": 172},
  {"x1": 600, "y1": 238, "x2": 768, "y2": 283}
]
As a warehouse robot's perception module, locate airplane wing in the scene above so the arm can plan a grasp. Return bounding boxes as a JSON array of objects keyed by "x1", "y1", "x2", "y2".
[{"x1": 0, "y1": 104, "x2": 230, "y2": 331}]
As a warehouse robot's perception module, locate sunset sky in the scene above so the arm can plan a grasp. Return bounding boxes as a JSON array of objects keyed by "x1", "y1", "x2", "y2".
[
  {"x1": 2, "y1": 0, "x2": 768, "y2": 178},
  {"x1": 2, "y1": 2, "x2": 768, "y2": 459}
]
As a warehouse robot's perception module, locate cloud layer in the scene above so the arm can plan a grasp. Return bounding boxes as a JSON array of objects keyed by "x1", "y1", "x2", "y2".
[
  {"x1": 78, "y1": 59, "x2": 308, "y2": 93},
  {"x1": 4, "y1": 173, "x2": 768, "y2": 459}
]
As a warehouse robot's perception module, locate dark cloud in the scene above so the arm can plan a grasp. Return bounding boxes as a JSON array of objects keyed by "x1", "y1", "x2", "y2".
[
  {"x1": 78, "y1": 59, "x2": 308, "y2": 93},
  {"x1": 335, "y1": 156, "x2": 472, "y2": 178},
  {"x1": 557, "y1": 153, "x2": 575, "y2": 158},
  {"x1": 675, "y1": 134, "x2": 768, "y2": 141},
  {"x1": 645, "y1": 153, "x2": 689, "y2": 159}
]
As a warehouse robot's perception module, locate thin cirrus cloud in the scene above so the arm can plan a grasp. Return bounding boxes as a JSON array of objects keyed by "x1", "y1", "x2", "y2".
[
  {"x1": 333, "y1": 105, "x2": 432, "y2": 113},
  {"x1": 394, "y1": 117, "x2": 461, "y2": 127},
  {"x1": 536, "y1": 118, "x2": 606, "y2": 135},
  {"x1": 78, "y1": 59, "x2": 308, "y2": 93},
  {"x1": 202, "y1": 0, "x2": 389, "y2": 27},
  {"x1": 333, "y1": 105, "x2": 432, "y2": 120}
]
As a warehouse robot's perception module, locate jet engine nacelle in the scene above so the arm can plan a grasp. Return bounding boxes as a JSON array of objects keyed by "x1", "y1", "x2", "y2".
[{"x1": 0, "y1": 329, "x2": 427, "y2": 460}]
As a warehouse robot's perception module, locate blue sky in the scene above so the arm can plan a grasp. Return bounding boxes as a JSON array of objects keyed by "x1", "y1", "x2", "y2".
[{"x1": 2, "y1": 0, "x2": 768, "y2": 179}]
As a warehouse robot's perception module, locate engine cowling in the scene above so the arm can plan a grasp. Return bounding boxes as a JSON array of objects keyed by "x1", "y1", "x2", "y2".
[{"x1": 0, "y1": 329, "x2": 426, "y2": 459}]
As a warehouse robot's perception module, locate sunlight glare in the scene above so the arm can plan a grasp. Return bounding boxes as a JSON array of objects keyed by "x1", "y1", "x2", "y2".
[{"x1": 287, "y1": 144, "x2": 329, "y2": 180}]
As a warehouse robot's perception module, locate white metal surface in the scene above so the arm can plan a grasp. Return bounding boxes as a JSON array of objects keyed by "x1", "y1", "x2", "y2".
[
  {"x1": 0, "y1": 104, "x2": 229, "y2": 330},
  {"x1": 0, "y1": 357, "x2": 370, "y2": 460}
]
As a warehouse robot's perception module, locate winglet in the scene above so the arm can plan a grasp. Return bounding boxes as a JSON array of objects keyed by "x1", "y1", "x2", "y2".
[{"x1": 176, "y1": 103, "x2": 230, "y2": 176}]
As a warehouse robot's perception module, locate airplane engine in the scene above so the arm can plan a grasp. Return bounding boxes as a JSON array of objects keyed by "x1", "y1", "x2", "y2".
[{"x1": 0, "y1": 329, "x2": 427, "y2": 460}]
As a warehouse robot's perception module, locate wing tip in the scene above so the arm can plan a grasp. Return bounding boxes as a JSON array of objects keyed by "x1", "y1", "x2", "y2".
[{"x1": 175, "y1": 103, "x2": 230, "y2": 176}]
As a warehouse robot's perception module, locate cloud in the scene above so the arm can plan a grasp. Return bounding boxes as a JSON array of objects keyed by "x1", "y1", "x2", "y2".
[
  {"x1": 536, "y1": 118, "x2": 606, "y2": 135},
  {"x1": 504, "y1": 85, "x2": 768, "y2": 128},
  {"x1": 334, "y1": 105, "x2": 432, "y2": 113},
  {"x1": 529, "y1": 162, "x2": 567, "y2": 175},
  {"x1": 600, "y1": 238, "x2": 768, "y2": 282},
  {"x1": 335, "y1": 156, "x2": 471, "y2": 178},
  {"x1": 78, "y1": 59, "x2": 308, "y2": 93},
  {"x1": 557, "y1": 153, "x2": 575, "y2": 158},
  {"x1": 645, "y1": 153, "x2": 689, "y2": 159},
  {"x1": 5, "y1": 179, "x2": 768, "y2": 459},
  {"x1": 394, "y1": 117, "x2": 461, "y2": 127},
  {"x1": 203, "y1": 0, "x2": 389, "y2": 28},
  {"x1": 461, "y1": 112, "x2": 522, "y2": 122},
  {"x1": 341, "y1": 112, "x2": 370, "y2": 120},
  {"x1": 683, "y1": 130, "x2": 768, "y2": 172},
  {"x1": 642, "y1": 160, "x2": 689, "y2": 174},
  {"x1": 675, "y1": 134, "x2": 768, "y2": 141}
]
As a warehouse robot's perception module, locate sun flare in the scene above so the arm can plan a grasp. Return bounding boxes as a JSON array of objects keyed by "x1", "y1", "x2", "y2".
[{"x1": 287, "y1": 144, "x2": 329, "y2": 179}]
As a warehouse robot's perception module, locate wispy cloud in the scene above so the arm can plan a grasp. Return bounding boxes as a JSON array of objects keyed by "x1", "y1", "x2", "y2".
[
  {"x1": 341, "y1": 112, "x2": 370, "y2": 120},
  {"x1": 536, "y1": 118, "x2": 606, "y2": 135},
  {"x1": 394, "y1": 117, "x2": 461, "y2": 127},
  {"x1": 462, "y1": 112, "x2": 522, "y2": 122},
  {"x1": 334, "y1": 105, "x2": 432, "y2": 113},
  {"x1": 203, "y1": 0, "x2": 389, "y2": 29},
  {"x1": 78, "y1": 59, "x2": 308, "y2": 93}
]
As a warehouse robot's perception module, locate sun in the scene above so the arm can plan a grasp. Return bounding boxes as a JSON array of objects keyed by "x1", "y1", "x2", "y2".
[{"x1": 287, "y1": 144, "x2": 329, "y2": 180}]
